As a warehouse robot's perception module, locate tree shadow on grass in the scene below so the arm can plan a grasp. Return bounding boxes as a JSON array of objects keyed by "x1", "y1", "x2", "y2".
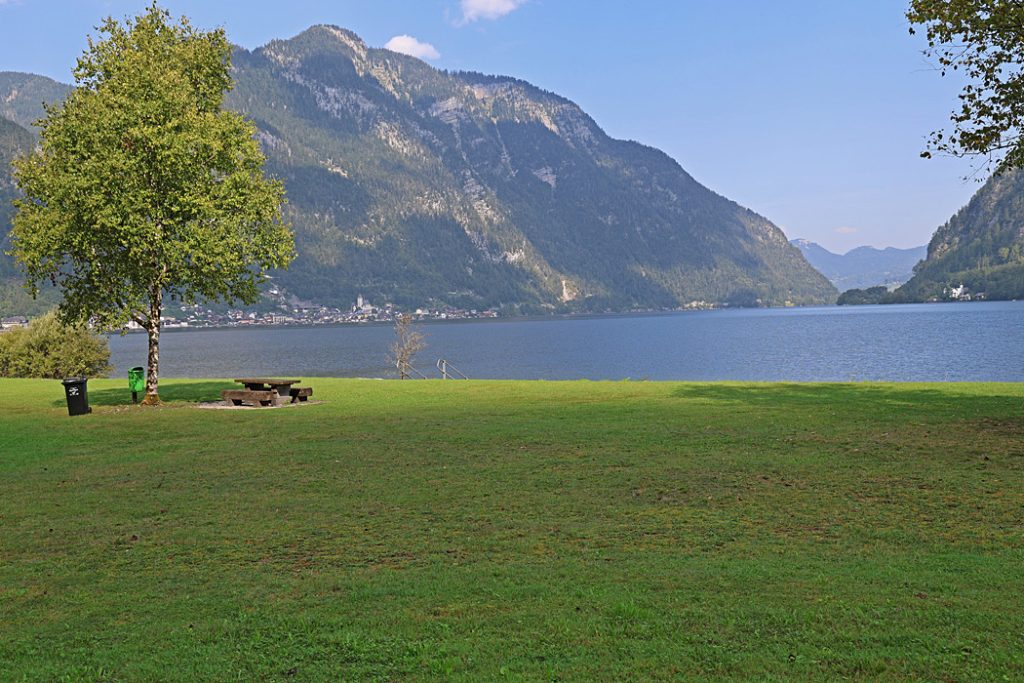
[
  {"x1": 51, "y1": 380, "x2": 236, "y2": 408},
  {"x1": 670, "y1": 383, "x2": 1023, "y2": 416}
]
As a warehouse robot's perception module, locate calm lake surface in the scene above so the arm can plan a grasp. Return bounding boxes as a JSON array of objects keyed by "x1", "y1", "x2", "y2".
[{"x1": 108, "y1": 301, "x2": 1024, "y2": 382}]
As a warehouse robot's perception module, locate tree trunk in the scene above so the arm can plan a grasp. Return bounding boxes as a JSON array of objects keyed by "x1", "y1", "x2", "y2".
[{"x1": 141, "y1": 287, "x2": 162, "y2": 405}]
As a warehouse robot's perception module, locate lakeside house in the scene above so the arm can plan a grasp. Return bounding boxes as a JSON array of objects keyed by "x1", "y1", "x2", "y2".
[{"x1": 1, "y1": 317, "x2": 29, "y2": 330}]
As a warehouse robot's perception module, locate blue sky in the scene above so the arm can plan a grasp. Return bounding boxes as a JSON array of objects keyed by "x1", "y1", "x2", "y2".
[{"x1": 0, "y1": 0, "x2": 979, "y2": 252}]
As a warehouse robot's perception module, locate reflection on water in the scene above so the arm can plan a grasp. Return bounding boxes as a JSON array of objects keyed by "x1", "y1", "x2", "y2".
[{"x1": 108, "y1": 301, "x2": 1024, "y2": 382}]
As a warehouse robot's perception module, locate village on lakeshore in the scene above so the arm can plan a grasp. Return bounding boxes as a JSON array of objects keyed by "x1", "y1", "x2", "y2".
[{"x1": 144, "y1": 291, "x2": 500, "y2": 330}]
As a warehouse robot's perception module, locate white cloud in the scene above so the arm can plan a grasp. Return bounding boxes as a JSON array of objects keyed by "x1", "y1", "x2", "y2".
[
  {"x1": 383, "y1": 35, "x2": 441, "y2": 61},
  {"x1": 458, "y1": 0, "x2": 528, "y2": 24},
  {"x1": 834, "y1": 226, "x2": 859, "y2": 235}
]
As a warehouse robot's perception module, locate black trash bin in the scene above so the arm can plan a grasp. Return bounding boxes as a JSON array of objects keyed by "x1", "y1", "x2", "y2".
[{"x1": 61, "y1": 377, "x2": 92, "y2": 416}]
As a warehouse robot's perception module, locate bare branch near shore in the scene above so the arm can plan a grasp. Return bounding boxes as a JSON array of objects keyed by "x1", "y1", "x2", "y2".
[{"x1": 390, "y1": 313, "x2": 425, "y2": 379}]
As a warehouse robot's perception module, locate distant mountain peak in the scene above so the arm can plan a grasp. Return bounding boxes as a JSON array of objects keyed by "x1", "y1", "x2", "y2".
[
  {"x1": 228, "y1": 29, "x2": 836, "y2": 309},
  {"x1": 311, "y1": 24, "x2": 368, "y2": 52},
  {"x1": 291, "y1": 24, "x2": 367, "y2": 47},
  {"x1": 791, "y1": 239, "x2": 925, "y2": 291}
]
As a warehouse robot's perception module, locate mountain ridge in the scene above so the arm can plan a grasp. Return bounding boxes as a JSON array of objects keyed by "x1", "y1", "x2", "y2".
[
  {"x1": 0, "y1": 71, "x2": 73, "y2": 131},
  {"x1": 791, "y1": 239, "x2": 926, "y2": 292},
  {"x1": 1, "y1": 25, "x2": 836, "y2": 314},
  {"x1": 228, "y1": 24, "x2": 835, "y2": 310}
]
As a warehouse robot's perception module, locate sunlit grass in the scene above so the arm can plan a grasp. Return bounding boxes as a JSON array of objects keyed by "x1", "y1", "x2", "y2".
[{"x1": 1, "y1": 378, "x2": 1022, "y2": 680}]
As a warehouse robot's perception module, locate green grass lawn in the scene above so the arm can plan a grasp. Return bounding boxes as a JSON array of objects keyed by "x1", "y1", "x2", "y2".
[{"x1": 1, "y1": 378, "x2": 1022, "y2": 681}]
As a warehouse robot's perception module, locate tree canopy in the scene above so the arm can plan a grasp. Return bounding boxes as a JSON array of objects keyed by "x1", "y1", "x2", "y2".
[
  {"x1": 909, "y1": 0, "x2": 1024, "y2": 172},
  {"x1": 10, "y1": 3, "x2": 293, "y2": 401}
]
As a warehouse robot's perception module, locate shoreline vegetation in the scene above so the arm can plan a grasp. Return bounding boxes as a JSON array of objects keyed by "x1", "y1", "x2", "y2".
[{"x1": 2, "y1": 378, "x2": 1022, "y2": 680}]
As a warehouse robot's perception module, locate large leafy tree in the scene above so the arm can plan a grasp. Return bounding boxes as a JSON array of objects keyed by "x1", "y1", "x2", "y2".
[
  {"x1": 909, "y1": 0, "x2": 1024, "y2": 172},
  {"x1": 10, "y1": 3, "x2": 294, "y2": 403}
]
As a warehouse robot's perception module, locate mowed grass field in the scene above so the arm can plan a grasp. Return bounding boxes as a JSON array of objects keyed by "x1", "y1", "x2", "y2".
[{"x1": 1, "y1": 378, "x2": 1022, "y2": 681}]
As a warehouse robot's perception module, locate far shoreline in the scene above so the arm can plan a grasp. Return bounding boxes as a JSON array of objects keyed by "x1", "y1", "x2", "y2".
[{"x1": 110, "y1": 298, "x2": 1023, "y2": 336}]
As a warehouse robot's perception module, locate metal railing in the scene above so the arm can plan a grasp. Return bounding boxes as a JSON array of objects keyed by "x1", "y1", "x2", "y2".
[
  {"x1": 437, "y1": 359, "x2": 469, "y2": 380},
  {"x1": 397, "y1": 361, "x2": 429, "y2": 379}
]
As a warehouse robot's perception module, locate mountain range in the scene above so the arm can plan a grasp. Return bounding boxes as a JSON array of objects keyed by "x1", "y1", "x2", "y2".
[
  {"x1": 4, "y1": 26, "x2": 1023, "y2": 315},
  {"x1": 790, "y1": 239, "x2": 926, "y2": 291},
  {"x1": 0, "y1": 26, "x2": 838, "y2": 316}
]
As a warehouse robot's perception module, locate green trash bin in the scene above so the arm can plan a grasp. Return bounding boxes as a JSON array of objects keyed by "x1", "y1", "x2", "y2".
[{"x1": 129, "y1": 366, "x2": 145, "y2": 404}]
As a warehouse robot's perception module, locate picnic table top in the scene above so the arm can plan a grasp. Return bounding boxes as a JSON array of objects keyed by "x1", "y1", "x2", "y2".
[{"x1": 234, "y1": 378, "x2": 302, "y2": 386}]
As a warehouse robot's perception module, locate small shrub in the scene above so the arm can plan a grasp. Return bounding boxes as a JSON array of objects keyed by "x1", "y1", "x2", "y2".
[{"x1": 0, "y1": 310, "x2": 111, "y2": 378}]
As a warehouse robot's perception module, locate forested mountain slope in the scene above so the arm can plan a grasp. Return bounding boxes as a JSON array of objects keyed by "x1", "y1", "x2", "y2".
[
  {"x1": 224, "y1": 26, "x2": 833, "y2": 311},
  {"x1": 0, "y1": 72, "x2": 72, "y2": 131},
  {"x1": 894, "y1": 169, "x2": 1024, "y2": 302},
  {"x1": 1, "y1": 26, "x2": 836, "y2": 313},
  {"x1": 0, "y1": 116, "x2": 33, "y2": 279},
  {"x1": 0, "y1": 115, "x2": 59, "y2": 315}
]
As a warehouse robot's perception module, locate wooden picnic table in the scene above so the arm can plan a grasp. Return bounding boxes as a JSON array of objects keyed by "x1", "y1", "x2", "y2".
[
  {"x1": 222, "y1": 378, "x2": 307, "y2": 407},
  {"x1": 234, "y1": 378, "x2": 302, "y2": 394}
]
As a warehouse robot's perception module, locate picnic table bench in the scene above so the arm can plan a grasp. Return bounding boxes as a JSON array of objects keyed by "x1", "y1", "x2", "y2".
[{"x1": 222, "y1": 378, "x2": 313, "y2": 407}]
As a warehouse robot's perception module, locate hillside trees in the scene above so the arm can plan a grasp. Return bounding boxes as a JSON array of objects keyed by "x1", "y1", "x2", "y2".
[
  {"x1": 908, "y1": 0, "x2": 1024, "y2": 172},
  {"x1": 10, "y1": 3, "x2": 293, "y2": 403}
]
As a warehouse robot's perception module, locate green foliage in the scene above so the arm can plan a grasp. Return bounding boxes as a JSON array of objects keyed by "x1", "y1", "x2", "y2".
[
  {"x1": 837, "y1": 285, "x2": 889, "y2": 305},
  {"x1": 0, "y1": 309, "x2": 110, "y2": 378},
  {"x1": 8, "y1": 4, "x2": 293, "y2": 399},
  {"x1": 908, "y1": 0, "x2": 1024, "y2": 172},
  {"x1": 1, "y1": 79, "x2": 69, "y2": 290},
  {"x1": 0, "y1": 117, "x2": 34, "y2": 279},
  {"x1": 1, "y1": 378, "x2": 1023, "y2": 679},
  {"x1": 0, "y1": 116, "x2": 33, "y2": 167},
  {"x1": 11, "y1": 4, "x2": 294, "y2": 332}
]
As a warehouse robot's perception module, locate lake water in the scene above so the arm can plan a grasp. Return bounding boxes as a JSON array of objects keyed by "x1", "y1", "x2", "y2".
[{"x1": 108, "y1": 301, "x2": 1024, "y2": 382}]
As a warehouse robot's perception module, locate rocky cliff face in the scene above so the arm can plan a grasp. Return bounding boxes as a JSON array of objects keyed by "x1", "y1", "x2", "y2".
[
  {"x1": 0, "y1": 26, "x2": 836, "y2": 313},
  {"x1": 225, "y1": 25, "x2": 834, "y2": 311}
]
